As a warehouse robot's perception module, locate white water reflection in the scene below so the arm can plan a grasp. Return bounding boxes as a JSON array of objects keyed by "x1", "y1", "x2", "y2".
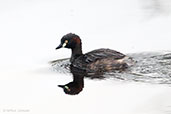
[{"x1": 0, "y1": 0, "x2": 171, "y2": 114}]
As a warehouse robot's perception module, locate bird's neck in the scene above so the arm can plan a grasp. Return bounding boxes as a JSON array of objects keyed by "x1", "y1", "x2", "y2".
[{"x1": 70, "y1": 44, "x2": 83, "y2": 63}]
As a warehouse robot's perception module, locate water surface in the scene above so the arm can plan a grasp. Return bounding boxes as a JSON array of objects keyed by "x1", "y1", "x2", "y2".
[
  {"x1": 52, "y1": 51, "x2": 171, "y2": 85},
  {"x1": 0, "y1": 0, "x2": 171, "y2": 114}
]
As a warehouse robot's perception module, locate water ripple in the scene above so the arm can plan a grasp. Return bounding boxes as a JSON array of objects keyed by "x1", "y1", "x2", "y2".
[{"x1": 50, "y1": 51, "x2": 171, "y2": 85}]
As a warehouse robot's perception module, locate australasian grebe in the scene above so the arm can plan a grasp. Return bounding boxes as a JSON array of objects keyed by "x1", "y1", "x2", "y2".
[{"x1": 56, "y1": 33, "x2": 133, "y2": 73}]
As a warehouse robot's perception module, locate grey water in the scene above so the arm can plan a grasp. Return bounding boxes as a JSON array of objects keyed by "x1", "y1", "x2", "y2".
[{"x1": 51, "y1": 51, "x2": 171, "y2": 85}]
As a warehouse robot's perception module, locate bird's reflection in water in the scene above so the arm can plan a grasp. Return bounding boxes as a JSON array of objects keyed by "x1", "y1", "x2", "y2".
[
  {"x1": 58, "y1": 65, "x2": 85, "y2": 95},
  {"x1": 58, "y1": 65, "x2": 106, "y2": 95}
]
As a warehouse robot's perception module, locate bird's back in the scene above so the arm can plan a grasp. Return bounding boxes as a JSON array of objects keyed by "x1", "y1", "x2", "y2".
[{"x1": 72, "y1": 48, "x2": 128, "y2": 72}]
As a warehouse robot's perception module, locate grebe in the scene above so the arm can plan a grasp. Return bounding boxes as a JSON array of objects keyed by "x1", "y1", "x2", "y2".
[{"x1": 56, "y1": 33, "x2": 133, "y2": 73}]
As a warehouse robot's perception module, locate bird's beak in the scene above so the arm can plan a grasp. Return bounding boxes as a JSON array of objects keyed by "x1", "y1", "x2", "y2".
[
  {"x1": 56, "y1": 40, "x2": 68, "y2": 49},
  {"x1": 56, "y1": 43, "x2": 63, "y2": 49},
  {"x1": 58, "y1": 85, "x2": 65, "y2": 88},
  {"x1": 58, "y1": 85, "x2": 70, "y2": 91}
]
